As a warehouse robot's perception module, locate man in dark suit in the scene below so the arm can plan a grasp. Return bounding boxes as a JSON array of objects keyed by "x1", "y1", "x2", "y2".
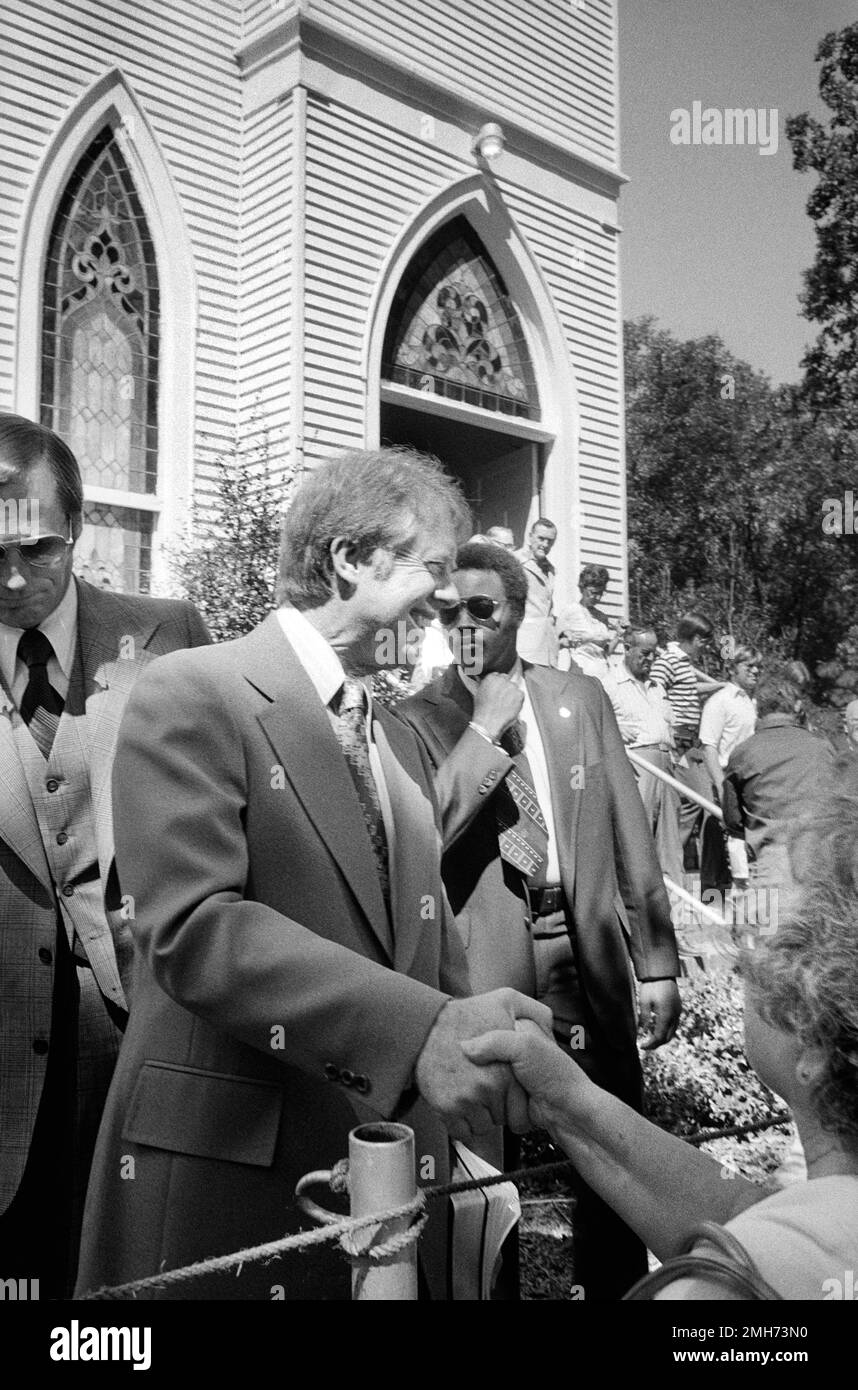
[
  {"x1": 0, "y1": 414, "x2": 210, "y2": 1297},
  {"x1": 398, "y1": 542, "x2": 682, "y2": 1299},
  {"x1": 75, "y1": 448, "x2": 549, "y2": 1301}
]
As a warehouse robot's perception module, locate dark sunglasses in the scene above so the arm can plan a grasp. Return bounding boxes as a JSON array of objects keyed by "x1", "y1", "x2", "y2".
[
  {"x1": 0, "y1": 532, "x2": 73, "y2": 568},
  {"x1": 438, "y1": 595, "x2": 501, "y2": 626}
]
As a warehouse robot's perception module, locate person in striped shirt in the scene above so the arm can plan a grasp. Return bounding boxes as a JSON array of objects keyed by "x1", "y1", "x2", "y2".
[
  {"x1": 650, "y1": 613, "x2": 725, "y2": 889},
  {"x1": 649, "y1": 612, "x2": 723, "y2": 753}
]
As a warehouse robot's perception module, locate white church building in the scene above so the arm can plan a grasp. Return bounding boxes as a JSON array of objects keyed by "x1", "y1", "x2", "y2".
[{"x1": 1, "y1": 0, "x2": 628, "y2": 610}]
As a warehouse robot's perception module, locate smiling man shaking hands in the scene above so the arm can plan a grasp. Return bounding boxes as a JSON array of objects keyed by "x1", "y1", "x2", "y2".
[{"x1": 75, "y1": 447, "x2": 550, "y2": 1302}]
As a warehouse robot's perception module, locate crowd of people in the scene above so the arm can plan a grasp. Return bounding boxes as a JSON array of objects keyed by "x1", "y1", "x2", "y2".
[{"x1": 0, "y1": 414, "x2": 855, "y2": 1303}]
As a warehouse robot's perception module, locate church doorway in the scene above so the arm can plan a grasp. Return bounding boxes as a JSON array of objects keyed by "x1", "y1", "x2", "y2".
[
  {"x1": 379, "y1": 399, "x2": 540, "y2": 544},
  {"x1": 378, "y1": 214, "x2": 551, "y2": 549}
]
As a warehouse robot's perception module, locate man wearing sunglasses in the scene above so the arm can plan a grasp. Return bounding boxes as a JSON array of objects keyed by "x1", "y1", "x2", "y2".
[
  {"x1": 0, "y1": 413, "x2": 210, "y2": 1298},
  {"x1": 398, "y1": 542, "x2": 681, "y2": 1300}
]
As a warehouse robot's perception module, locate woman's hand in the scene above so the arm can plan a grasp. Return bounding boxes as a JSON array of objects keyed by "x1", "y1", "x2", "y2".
[{"x1": 460, "y1": 1019, "x2": 593, "y2": 1134}]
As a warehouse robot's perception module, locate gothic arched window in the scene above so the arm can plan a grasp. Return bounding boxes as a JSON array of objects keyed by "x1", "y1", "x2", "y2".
[
  {"x1": 41, "y1": 126, "x2": 158, "y2": 593},
  {"x1": 382, "y1": 217, "x2": 538, "y2": 420}
]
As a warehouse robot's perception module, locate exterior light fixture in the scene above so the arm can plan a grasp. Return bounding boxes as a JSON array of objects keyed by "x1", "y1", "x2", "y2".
[{"x1": 473, "y1": 122, "x2": 505, "y2": 161}]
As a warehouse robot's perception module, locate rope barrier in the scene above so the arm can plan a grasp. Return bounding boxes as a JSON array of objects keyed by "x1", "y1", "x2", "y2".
[{"x1": 82, "y1": 1111, "x2": 791, "y2": 1300}]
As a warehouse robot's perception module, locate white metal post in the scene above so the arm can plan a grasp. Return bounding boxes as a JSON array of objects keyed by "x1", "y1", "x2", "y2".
[{"x1": 347, "y1": 1122, "x2": 418, "y2": 1301}]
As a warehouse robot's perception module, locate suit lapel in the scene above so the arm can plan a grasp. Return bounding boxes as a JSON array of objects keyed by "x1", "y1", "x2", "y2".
[
  {"x1": 525, "y1": 667, "x2": 587, "y2": 890},
  {"x1": 373, "y1": 707, "x2": 443, "y2": 976},
  {"x1": 248, "y1": 618, "x2": 394, "y2": 961},
  {"x1": 77, "y1": 581, "x2": 160, "y2": 880},
  {"x1": 423, "y1": 667, "x2": 474, "y2": 755},
  {"x1": 0, "y1": 690, "x2": 54, "y2": 894}
]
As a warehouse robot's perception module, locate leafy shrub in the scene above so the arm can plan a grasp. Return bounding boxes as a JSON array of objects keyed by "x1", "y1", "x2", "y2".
[
  {"x1": 642, "y1": 971, "x2": 789, "y2": 1136},
  {"x1": 168, "y1": 435, "x2": 289, "y2": 643}
]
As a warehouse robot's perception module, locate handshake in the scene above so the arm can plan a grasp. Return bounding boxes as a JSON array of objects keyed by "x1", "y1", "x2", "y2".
[{"x1": 414, "y1": 989, "x2": 582, "y2": 1140}]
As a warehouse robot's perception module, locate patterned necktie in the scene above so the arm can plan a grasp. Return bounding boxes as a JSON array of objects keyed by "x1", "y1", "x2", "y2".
[
  {"x1": 496, "y1": 720, "x2": 549, "y2": 886},
  {"x1": 331, "y1": 678, "x2": 390, "y2": 907},
  {"x1": 18, "y1": 628, "x2": 65, "y2": 759}
]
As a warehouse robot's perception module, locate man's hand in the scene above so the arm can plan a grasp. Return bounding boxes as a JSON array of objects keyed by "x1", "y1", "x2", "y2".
[
  {"x1": 471, "y1": 673, "x2": 525, "y2": 743},
  {"x1": 415, "y1": 989, "x2": 553, "y2": 1140},
  {"x1": 638, "y1": 979, "x2": 681, "y2": 1051},
  {"x1": 461, "y1": 1020, "x2": 594, "y2": 1134}
]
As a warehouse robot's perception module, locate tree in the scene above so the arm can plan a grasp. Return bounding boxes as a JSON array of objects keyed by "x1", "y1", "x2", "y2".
[
  {"x1": 624, "y1": 317, "x2": 858, "y2": 678},
  {"x1": 787, "y1": 23, "x2": 858, "y2": 423},
  {"x1": 168, "y1": 431, "x2": 291, "y2": 643}
]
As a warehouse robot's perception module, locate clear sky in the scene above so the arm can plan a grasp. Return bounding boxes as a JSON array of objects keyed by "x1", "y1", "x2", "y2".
[{"x1": 618, "y1": 0, "x2": 857, "y2": 385}]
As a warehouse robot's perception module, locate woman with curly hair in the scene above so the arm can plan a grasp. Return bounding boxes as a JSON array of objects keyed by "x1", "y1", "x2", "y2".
[
  {"x1": 557, "y1": 564, "x2": 625, "y2": 679},
  {"x1": 462, "y1": 759, "x2": 858, "y2": 1299}
]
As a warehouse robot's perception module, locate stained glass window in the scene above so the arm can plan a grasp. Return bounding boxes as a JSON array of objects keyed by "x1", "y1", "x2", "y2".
[
  {"x1": 41, "y1": 126, "x2": 159, "y2": 592},
  {"x1": 382, "y1": 217, "x2": 538, "y2": 420}
]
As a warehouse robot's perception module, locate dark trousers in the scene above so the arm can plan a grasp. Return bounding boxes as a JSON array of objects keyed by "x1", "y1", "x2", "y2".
[
  {"x1": 0, "y1": 918, "x2": 77, "y2": 1299},
  {"x1": 675, "y1": 746, "x2": 730, "y2": 892},
  {"x1": 531, "y1": 907, "x2": 648, "y2": 1301}
]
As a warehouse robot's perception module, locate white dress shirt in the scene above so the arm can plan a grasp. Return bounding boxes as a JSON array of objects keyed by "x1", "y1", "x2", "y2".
[
  {"x1": 699, "y1": 682, "x2": 757, "y2": 767},
  {"x1": 0, "y1": 576, "x2": 78, "y2": 707},
  {"x1": 459, "y1": 659, "x2": 561, "y2": 886},
  {"x1": 276, "y1": 604, "x2": 396, "y2": 858},
  {"x1": 603, "y1": 664, "x2": 674, "y2": 749}
]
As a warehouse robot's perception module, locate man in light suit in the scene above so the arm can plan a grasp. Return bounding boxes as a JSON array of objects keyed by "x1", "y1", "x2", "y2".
[
  {"x1": 0, "y1": 414, "x2": 210, "y2": 1297},
  {"x1": 75, "y1": 448, "x2": 549, "y2": 1301},
  {"x1": 515, "y1": 517, "x2": 558, "y2": 666},
  {"x1": 397, "y1": 542, "x2": 682, "y2": 1299}
]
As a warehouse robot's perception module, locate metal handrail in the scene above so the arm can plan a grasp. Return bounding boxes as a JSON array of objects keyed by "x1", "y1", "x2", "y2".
[
  {"x1": 627, "y1": 748, "x2": 724, "y2": 821},
  {"x1": 663, "y1": 874, "x2": 730, "y2": 929}
]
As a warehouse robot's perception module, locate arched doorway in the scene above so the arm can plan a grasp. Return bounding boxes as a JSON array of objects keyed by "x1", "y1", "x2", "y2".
[{"x1": 379, "y1": 215, "x2": 552, "y2": 547}]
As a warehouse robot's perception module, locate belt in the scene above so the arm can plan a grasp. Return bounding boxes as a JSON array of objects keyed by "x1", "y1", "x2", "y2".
[{"x1": 527, "y1": 884, "x2": 565, "y2": 916}]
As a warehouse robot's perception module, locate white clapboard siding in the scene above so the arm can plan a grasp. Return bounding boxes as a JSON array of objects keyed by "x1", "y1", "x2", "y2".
[
  {"x1": 238, "y1": 91, "x2": 294, "y2": 474},
  {"x1": 0, "y1": 0, "x2": 243, "y2": 500},
  {"x1": 499, "y1": 178, "x2": 624, "y2": 594},
  {"x1": 302, "y1": 94, "x2": 467, "y2": 462},
  {"x1": 302, "y1": 89, "x2": 623, "y2": 596},
  {"x1": 310, "y1": 0, "x2": 616, "y2": 163}
]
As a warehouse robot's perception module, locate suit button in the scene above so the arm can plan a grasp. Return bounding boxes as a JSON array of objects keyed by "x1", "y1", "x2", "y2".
[
  {"x1": 478, "y1": 780, "x2": 491, "y2": 794},
  {"x1": 62, "y1": 884, "x2": 74, "y2": 897},
  {"x1": 46, "y1": 779, "x2": 60, "y2": 793},
  {"x1": 353, "y1": 1075, "x2": 370, "y2": 1095},
  {"x1": 324, "y1": 1063, "x2": 338, "y2": 1081},
  {"x1": 38, "y1": 947, "x2": 53, "y2": 965},
  {"x1": 340, "y1": 1069, "x2": 354, "y2": 1087},
  {"x1": 56, "y1": 832, "x2": 68, "y2": 846},
  {"x1": 486, "y1": 771, "x2": 497, "y2": 783},
  {"x1": 32, "y1": 1038, "x2": 49, "y2": 1055}
]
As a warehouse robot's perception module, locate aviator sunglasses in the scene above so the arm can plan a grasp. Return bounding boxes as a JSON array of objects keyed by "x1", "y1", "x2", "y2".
[
  {"x1": 0, "y1": 528, "x2": 73, "y2": 568},
  {"x1": 437, "y1": 594, "x2": 503, "y2": 626}
]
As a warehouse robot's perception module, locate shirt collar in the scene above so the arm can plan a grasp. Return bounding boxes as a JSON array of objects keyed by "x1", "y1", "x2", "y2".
[
  {"x1": 756, "y1": 712, "x2": 804, "y2": 731},
  {"x1": 0, "y1": 575, "x2": 78, "y2": 690},
  {"x1": 276, "y1": 603, "x2": 371, "y2": 711}
]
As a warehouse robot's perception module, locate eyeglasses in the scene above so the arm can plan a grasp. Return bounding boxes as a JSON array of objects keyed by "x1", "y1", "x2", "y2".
[
  {"x1": 0, "y1": 531, "x2": 73, "y2": 568},
  {"x1": 437, "y1": 595, "x2": 502, "y2": 626},
  {"x1": 392, "y1": 550, "x2": 451, "y2": 587}
]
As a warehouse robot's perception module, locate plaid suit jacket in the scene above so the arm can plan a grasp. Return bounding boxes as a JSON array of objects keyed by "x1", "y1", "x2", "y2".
[{"x1": 0, "y1": 578, "x2": 210, "y2": 1214}]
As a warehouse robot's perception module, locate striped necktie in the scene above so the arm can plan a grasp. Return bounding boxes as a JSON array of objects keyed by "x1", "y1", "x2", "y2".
[
  {"x1": 18, "y1": 628, "x2": 65, "y2": 759},
  {"x1": 495, "y1": 720, "x2": 549, "y2": 886},
  {"x1": 331, "y1": 678, "x2": 390, "y2": 907}
]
